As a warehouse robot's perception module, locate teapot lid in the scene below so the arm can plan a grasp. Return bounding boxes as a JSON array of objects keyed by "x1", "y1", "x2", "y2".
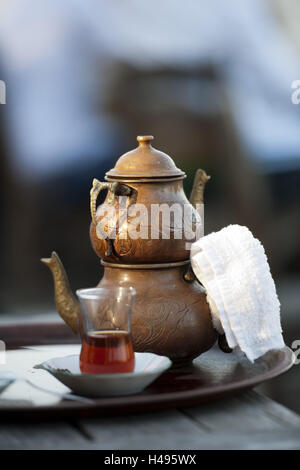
[{"x1": 105, "y1": 136, "x2": 185, "y2": 181}]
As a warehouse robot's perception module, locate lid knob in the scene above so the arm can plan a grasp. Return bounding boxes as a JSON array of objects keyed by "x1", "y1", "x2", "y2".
[{"x1": 137, "y1": 135, "x2": 154, "y2": 146}]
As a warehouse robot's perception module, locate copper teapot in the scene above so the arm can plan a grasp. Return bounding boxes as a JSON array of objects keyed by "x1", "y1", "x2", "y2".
[{"x1": 42, "y1": 136, "x2": 220, "y2": 365}]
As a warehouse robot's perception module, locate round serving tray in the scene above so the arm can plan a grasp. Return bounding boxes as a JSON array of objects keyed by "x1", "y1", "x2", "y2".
[{"x1": 0, "y1": 322, "x2": 294, "y2": 420}]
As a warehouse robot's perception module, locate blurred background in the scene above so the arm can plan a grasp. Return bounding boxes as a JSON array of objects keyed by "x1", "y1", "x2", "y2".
[{"x1": 0, "y1": 0, "x2": 299, "y2": 411}]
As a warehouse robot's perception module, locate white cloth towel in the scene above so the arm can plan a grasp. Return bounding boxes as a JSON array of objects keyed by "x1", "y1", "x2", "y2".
[{"x1": 191, "y1": 224, "x2": 285, "y2": 362}]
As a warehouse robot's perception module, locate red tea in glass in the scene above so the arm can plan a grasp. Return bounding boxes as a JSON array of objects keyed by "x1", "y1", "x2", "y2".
[
  {"x1": 80, "y1": 330, "x2": 135, "y2": 374},
  {"x1": 77, "y1": 287, "x2": 136, "y2": 375}
]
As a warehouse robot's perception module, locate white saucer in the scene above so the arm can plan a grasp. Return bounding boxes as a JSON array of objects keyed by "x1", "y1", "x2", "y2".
[{"x1": 35, "y1": 353, "x2": 171, "y2": 397}]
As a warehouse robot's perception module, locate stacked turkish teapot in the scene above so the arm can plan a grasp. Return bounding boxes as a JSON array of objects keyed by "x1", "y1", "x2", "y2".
[{"x1": 42, "y1": 136, "x2": 219, "y2": 365}]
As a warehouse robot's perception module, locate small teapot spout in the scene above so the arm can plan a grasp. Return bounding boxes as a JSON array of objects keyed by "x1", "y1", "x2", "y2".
[
  {"x1": 41, "y1": 252, "x2": 80, "y2": 334},
  {"x1": 190, "y1": 169, "x2": 211, "y2": 207}
]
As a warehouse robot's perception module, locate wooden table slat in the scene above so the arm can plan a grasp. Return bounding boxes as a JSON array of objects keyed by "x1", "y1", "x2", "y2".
[
  {"x1": 78, "y1": 409, "x2": 205, "y2": 450},
  {"x1": 0, "y1": 422, "x2": 88, "y2": 449},
  {"x1": 182, "y1": 390, "x2": 300, "y2": 432}
]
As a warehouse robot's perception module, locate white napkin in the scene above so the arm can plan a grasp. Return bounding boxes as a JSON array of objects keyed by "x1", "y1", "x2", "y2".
[{"x1": 191, "y1": 224, "x2": 285, "y2": 362}]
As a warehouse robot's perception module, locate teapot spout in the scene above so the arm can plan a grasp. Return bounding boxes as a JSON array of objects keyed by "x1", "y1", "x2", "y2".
[
  {"x1": 41, "y1": 252, "x2": 79, "y2": 334},
  {"x1": 190, "y1": 169, "x2": 211, "y2": 207}
]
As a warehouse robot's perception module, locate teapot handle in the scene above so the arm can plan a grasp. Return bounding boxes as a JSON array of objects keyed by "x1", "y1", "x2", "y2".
[
  {"x1": 90, "y1": 179, "x2": 113, "y2": 257},
  {"x1": 90, "y1": 179, "x2": 112, "y2": 227},
  {"x1": 90, "y1": 179, "x2": 134, "y2": 257}
]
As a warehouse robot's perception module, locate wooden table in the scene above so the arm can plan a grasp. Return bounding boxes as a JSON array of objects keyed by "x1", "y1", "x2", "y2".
[
  {"x1": 0, "y1": 317, "x2": 299, "y2": 450},
  {"x1": 1, "y1": 391, "x2": 300, "y2": 450}
]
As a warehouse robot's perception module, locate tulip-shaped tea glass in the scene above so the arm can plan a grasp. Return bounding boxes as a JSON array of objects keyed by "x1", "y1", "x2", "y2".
[{"x1": 76, "y1": 287, "x2": 136, "y2": 374}]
